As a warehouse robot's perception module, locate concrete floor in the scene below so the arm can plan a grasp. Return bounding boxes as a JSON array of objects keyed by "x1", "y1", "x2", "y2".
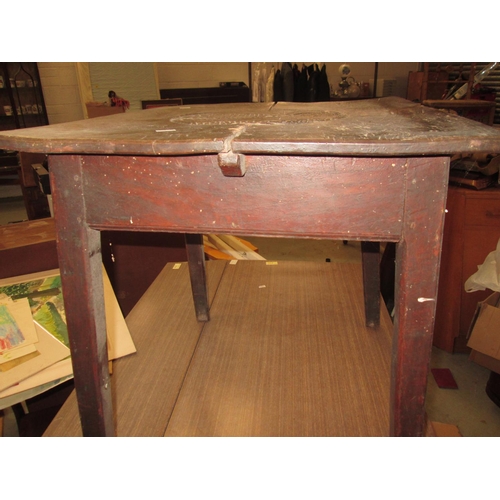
[{"x1": 2, "y1": 188, "x2": 500, "y2": 437}]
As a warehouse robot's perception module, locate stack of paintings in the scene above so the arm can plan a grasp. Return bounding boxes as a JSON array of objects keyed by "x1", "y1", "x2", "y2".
[{"x1": 0, "y1": 267, "x2": 136, "y2": 409}]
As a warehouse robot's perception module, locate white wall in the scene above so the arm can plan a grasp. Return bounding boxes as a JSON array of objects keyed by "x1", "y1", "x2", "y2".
[
  {"x1": 37, "y1": 62, "x2": 419, "y2": 124},
  {"x1": 156, "y1": 62, "x2": 249, "y2": 89},
  {"x1": 89, "y1": 62, "x2": 159, "y2": 111},
  {"x1": 37, "y1": 62, "x2": 85, "y2": 124}
]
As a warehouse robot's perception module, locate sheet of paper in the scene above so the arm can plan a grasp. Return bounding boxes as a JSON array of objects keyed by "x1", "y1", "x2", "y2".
[
  {"x1": 103, "y1": 268, "x2": 136, "y2": 360},
  {"x1": 0, "y1": 321, "x2": 70, "y2": 392},
  {"x1": 0, "y1": 265, "x2": 136, "y2": 399},
  {"x1": 0, "y1": 358, "x2": 73, "y2": 405},
  {"x1": 0, "y1": 343, "x2": 37, "y2": 365}
]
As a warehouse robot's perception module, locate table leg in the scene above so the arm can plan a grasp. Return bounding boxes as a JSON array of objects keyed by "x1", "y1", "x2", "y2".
[
  {"x1": 185, "y1": 233, "x2": 210, "y2": 322},
  {"x1": 390, "y1": 157, "x2": 449, "y2": 436},
  {"x1": 49, "y1": 155, "x2": 114, "y2": 437},
  {"x1": 361, "y1": 241, "x2": 380, "y2": 328}
]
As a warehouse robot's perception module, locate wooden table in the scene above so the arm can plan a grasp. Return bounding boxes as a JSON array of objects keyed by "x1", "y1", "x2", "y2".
[{"x1": 1, "y1": 97, "x2": 499, "y2": 437}]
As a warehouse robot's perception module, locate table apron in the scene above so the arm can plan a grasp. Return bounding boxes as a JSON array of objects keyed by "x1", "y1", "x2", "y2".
[{"x1": 67, "y1": 154, "x2": 408, "y2": 240}]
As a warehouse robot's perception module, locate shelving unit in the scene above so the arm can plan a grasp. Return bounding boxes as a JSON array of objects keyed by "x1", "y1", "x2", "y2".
[
  {"x1": 423, "y1": 62, "x2": 476, "y2": 101},
  {"x1": 0, "y1": 63, "x2": 50, "y2": 219},
  {"x1": 407, "y1": 63, "x2": 497, "y2": 126},
  {"x1": 0, "y1": 63, "x2": 48, "y2": 131}
]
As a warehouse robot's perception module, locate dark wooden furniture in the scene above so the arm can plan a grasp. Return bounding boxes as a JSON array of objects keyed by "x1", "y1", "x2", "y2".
[
  {"x1": 0, "y1": 218, "x2": 58, "y2": 279},
  {"x1": 434, "y1": 184, "x2": 500, "y2": 353},
  {"x1": 160, "y1": 85, "x2": 250, "y2": 104},
  {"x1": 423, "y1": 100, "x2": 496, "y2": 126},
  {"x1": 407, "y1": 69, "x2": 449, "y2": 102},
  {"x1": 408, "y1": 62, "x2": 478, "y2": 103},
  {"x1": 1, "y1": 97, "x2": 499, "y2": 437},
  {"x1": 407, "y1": 63, "x2": 498, "y2": 126},
  {"x1": 141, "y1": 99, "x2": 183, "y2": 109}
]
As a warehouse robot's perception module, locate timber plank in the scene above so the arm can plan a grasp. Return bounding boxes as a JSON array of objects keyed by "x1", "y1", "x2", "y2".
[
  {"x1": 45, "y1": 260, "x2": 392, "y2": 437},
  {"x1": 1, "y1": 98, "x2": 500, "y2": 156},
  {"x1": 165, "y1": 261, "x2": 392, "y2": 437},
  {"x1": 44, "y1": 260, "x2": 227, "y2": 437}
]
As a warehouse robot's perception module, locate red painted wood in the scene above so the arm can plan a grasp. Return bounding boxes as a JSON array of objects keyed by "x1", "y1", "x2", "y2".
[
  {"x1": 1, "y1": 99, "x2": 494, "y2": 437},
  {"x1": 185, "y1": 234, "x2": 210, "y2": 322},
  {"x1": 0, "y1": 98, "x2": 499, "y2": 157},
  {"x1": 49, "y1": 155, "x2": 114, "y2": 437},
  {"x1": 390, "y1": 156, "x2": 450, "y2": 436},
  {"x1": 79, "y1": 155, "x2": 406, "y2": 241},
  {"x1": 361, "y1": 241, "x2": 381, "y2": 327}
]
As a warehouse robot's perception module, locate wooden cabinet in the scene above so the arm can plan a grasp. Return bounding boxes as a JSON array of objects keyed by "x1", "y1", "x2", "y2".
[
  {"x1": 434, "y1": 185, "x2": 500, "y2": 352},
  {"x1": 159, "y1": 85, "x2": 250, "y2": 104}
]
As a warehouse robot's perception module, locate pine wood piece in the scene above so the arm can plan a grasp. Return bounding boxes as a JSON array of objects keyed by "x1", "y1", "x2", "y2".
[
  {"x1": 206, "y1": 234, "x2": 246, "y2": 260},
  {"x1": 217, "y1": 235, "x2": 266, "y2": 260},
  {"x1": 205, "y1": 234, "x2": 264, "y2": 260},
  {"x1": 235, "y1": 237, "x2": 259, "y2": 252},
  {"x1": 204, "y1": 246, "x2": 234, "y2": 260}
]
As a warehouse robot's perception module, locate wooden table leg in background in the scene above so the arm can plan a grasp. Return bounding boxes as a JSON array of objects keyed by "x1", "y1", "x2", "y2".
[
  {"x1": 390, "y1": 157, "x2": 449, "y2": 436},
  {"x1": 361, "y1": 241, "x2": 381, "y2": 328},
  {"x1": 50, "y1": 155, "x2": 114, "y2": 437},
  {"x1": 185, "y1": 233, "x2": 210, "y2": 322}
]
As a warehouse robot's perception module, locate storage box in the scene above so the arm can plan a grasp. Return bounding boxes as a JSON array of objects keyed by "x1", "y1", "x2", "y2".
[
  {"x1": 467, "y1": 292, "x2": 500, "y2": 373},
  {"x1": 85, "y1": 102, "x2": 126, "y2": 119}
]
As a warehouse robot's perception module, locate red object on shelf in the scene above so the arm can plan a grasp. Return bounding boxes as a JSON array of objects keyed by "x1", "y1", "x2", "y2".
[{"x1": 111, "y1": 97, "x2": 130, "y2": 109}]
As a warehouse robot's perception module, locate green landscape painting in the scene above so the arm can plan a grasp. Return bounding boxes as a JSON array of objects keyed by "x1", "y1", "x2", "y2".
[{"x1": 0, "y1": 275, "x2": 69, "y2": 347}]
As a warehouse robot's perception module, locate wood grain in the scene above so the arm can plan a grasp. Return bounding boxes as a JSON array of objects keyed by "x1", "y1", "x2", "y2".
[
  {"x1": 165, "y1": 261, "x2": 392, "y2": 437},
  {"x1": 45, "y1": 260, "x2": 392, "y2": 437},
  {"x1": 44, "y1": 260, "x2": 227, "y2": 437},
  {"x1": 21, "y1": 98, "x2": 465, "y2": 437},
  {"x1": 78, "y1": 154, "x2": 406, "y2": 241},
  {"x1": 391, "y1": 157, "x2": 449, "y2": 436},
  {"x1": 1, "y1": 98, "x2": 499, "y2": 157},
  {"x1": 50, "y1": 155, "x2": 113, "y2": 437},
  {"x1": 0, "y1": 218, "x2": 55, "y2": 250}
]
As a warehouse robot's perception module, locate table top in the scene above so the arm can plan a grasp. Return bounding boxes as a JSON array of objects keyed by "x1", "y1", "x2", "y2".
[{"x1": 1, "y1": 97, "x2": 499, "y2": 157}]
